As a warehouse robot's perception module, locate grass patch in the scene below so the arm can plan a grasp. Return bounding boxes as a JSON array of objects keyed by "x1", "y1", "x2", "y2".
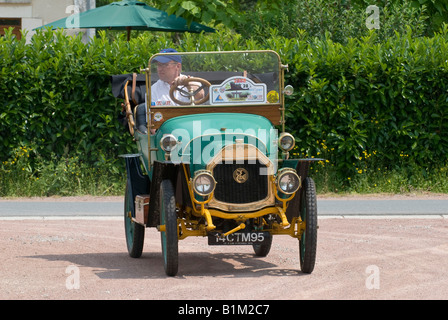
[
  {"x1": 1, "y1": 145, "x2": 447, "y2": 198},
  {"x1": 292, "y1": 143, "x2": 448, "y2": 195},
  {"x1": 311, "y1": 160, "x2": 448, "y2": 195},
  {"x1": 0, "y1": 146, "x2": 125, "y2": 197}
]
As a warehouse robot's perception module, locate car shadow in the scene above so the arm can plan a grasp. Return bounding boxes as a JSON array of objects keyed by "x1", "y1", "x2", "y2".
[{"x1": 24, "y1": 251, "x2": 306, "y2": 279}]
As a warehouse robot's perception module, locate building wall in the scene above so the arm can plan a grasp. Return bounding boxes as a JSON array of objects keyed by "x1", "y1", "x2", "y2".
[{"x1": 0, "y1": 0, "x2": 95, "y2": 42}]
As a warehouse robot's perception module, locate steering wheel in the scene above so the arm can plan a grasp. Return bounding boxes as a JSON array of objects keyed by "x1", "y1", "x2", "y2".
[{"x1": 169, "y1": 77, "x2": 211, "y2": 105}]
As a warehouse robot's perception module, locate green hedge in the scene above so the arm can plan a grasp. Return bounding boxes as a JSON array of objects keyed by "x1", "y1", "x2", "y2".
[
  {"x1": 1, "y1": 26, "x2": 447, "y2": 182},
  {"x1": 1, "y1": 29, "x2": 141, "y2": 170},
  {"x1": 286, "y1": 27, "x2": 448, "y2": 177}
]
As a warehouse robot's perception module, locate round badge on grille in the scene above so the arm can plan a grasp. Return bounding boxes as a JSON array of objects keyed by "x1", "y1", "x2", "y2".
[{"x1": 233, "y1": 168, "x2": 249, "y2": 183}]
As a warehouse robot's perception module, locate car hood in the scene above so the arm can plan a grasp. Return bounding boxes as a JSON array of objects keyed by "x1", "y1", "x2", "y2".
[{"x1": 156, "y1": 113, "x2": 278, "y2": 167}]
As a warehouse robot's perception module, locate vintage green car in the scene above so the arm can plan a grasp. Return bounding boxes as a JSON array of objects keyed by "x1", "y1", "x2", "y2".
[{"x1": 112, "y1": 50, "x2": 319, "y2": 276}]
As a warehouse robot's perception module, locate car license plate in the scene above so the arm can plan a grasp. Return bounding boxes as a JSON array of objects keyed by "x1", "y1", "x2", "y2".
[{"x1": 208, "y1": 231, "x2": 270, "y2": 245}]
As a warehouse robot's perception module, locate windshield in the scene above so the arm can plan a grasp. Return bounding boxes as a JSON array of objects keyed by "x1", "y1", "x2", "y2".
[{"x1": 148, "y1": 50, "x2": 281, "y2": 107}]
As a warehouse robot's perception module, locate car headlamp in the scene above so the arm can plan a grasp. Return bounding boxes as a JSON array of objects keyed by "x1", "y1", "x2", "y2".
[
  {"x1": 192, "y1": 170, "x2": 216, "y2": 196},
  {"x1": 276, "y1": 168, "x2": 301, "y2": 194},
  {"x1": 278, "y1": 133, "x2": 295, "y2": 152},
  {"x1": 284, "y1": 85, "x2": 294, "y2": 96},
  {"x1": 160, "y1": 134, "x2": 178, "y2": 153}
]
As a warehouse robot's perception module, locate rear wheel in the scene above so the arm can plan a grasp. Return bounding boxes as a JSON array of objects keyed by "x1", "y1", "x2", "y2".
[
  {"x1": 160, "y1": 179, "x2": 179, "y2": 276},
  {"x1": 124, "y1": 181, "x2": 145, "y2": 258},
  {"x1": 299, "y1": 177, "x2": 317, "y2": 273}
]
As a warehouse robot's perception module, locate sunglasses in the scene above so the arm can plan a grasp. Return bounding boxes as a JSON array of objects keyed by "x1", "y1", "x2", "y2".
[{"x1": 156, "y1": 62, "x2": 179, "y2": 69}]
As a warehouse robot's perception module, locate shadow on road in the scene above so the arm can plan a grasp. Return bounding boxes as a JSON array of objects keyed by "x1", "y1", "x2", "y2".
[{"x1": 23, "y1": 251, "x2": 306, "y2": 279}]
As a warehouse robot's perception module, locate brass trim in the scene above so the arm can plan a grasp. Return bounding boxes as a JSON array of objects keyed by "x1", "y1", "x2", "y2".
[
  {"x1": 191, "y1": 170, "x2": 217, "y2": 196},
  {"x1": 123, "y1": 81, "x2": 135, "y2": 136},
  {"x1": 206, "y1": 143, "x2": 275, "y2": 212},
  {"x1": 275, "y1": 167, "x2": 302, "y2": 195},
  {"x1": 233, "y1": 167, "x2": 249, "y2": 183}
]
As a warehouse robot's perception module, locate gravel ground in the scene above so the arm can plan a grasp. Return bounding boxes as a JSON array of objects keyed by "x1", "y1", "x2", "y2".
[{"x1": 1, "y1": 216, "x2": 447, "y2": 300}]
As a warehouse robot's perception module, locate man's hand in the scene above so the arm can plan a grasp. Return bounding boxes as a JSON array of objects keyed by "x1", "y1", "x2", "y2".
[
  {"x1": 171, "y1": 75, "x2": 204, "y2": 100},
  {"x1": 170, "y1": 75, "x2": 189, "y2": 87}
]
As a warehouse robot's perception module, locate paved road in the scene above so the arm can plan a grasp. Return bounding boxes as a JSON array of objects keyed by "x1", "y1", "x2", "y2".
[
  {"x1": 318, "y1": 199, "x2": 448, "y2": 217},
  {"x1": 1, "y1": 198, "x2": 448, "y2": 218},
  {"x1": 0, "y1": 200, "x2": 123, "y2": 218}
]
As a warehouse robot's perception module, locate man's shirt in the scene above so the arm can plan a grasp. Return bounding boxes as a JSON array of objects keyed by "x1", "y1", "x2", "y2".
[{"x1": 151, "y1": 78, "x2": 190, "y2": 106}]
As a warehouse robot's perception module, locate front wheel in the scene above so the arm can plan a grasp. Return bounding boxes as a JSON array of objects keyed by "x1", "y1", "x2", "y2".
[
  {"x1": 253, "y1": 233, "x2": 272, "y2": 257},
  {"x1": 299, "y1": 177, "x2": 317, "y2": 273},
  {"x1": 160, "y1": 179, "x2": 179, "y2": 276},
  {"x1": 124, "y1": 181, "x2": 145, "y2": 258}
]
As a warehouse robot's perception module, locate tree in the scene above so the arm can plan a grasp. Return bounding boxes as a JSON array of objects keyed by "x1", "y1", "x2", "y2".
[
  {"x1": 158, "y1": 0, "x2": 253, "y2": 29},
  {"x1": 350, "y1": 0, "x2": 447, "y2": 35}
]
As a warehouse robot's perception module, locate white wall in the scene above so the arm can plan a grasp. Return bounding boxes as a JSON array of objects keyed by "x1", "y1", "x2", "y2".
[{"x1": 0, "y1": 0, "x2": 96, "y2": 43}]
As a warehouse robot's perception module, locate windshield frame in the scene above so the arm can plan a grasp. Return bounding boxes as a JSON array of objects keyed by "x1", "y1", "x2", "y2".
[
  {"x1": 146, "y1": 50, "x2": 284, "y2": 106},
  {"x1": 144, "y1": 50, "x2": 287, "y2": 131}
]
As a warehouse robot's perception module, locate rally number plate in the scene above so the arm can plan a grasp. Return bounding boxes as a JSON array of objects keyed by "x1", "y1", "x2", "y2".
[{"x1": 208, "y1": 231, "x2": 270, "y2": 245}]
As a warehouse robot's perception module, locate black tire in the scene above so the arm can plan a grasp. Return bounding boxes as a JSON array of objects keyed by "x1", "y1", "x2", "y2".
[
  {"x1": 299, "y1": 177, "x2": 317, "y2": 273},
  {"x1": 160, "y1": 179, "x2": 179, "y2": 276},
  {"x1": 253, "y1": 233, "x2": 273, "y2": 257},
  {"x1": 124, "y1": 181, "x2": 145, "y2": 258}
]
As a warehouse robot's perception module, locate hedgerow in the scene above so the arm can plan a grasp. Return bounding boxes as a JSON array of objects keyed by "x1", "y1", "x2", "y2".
[
  {"x1": 1, "y1": 24, "x2": 447, "y2": 194},
  {"x1": 285, "y1": 26, "x2": 448, "y2": 179}
]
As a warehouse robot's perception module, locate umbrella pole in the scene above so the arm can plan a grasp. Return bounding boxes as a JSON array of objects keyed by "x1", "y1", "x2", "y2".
[{"x1": 126, "y1": 26, "x2": 131, "y2": 41}]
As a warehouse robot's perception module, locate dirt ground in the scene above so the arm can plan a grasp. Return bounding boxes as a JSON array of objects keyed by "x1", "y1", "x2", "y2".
[{"x1": 1, "y1": 216, "x2": 447, "y2": 300}]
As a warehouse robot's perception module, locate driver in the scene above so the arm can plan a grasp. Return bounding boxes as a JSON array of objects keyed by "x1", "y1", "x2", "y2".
[{"x1": 151, "y1": 48, "x2": 204, "y2": 106}]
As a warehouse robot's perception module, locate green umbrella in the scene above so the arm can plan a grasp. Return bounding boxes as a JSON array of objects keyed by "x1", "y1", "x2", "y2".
[{"x1": 35, "y1": 0, "x2": 215, "y2": 40}]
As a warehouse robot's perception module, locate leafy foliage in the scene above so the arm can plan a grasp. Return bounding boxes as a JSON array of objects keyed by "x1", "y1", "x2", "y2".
[
  {"x1": 0, "y1": 29, "x2": 139, "y2": 172},
  {"x1": 351, "y1": 0, "x2": 448, "y2": 35},
  {"x1": 1, "y1": 1, "x2": 448, "y2": 194},
  {"x1": 97, "y1": 0, "x2": 440, "y2": 41},
  {"x1": 237, "y1": 0, "x2": 430, "y2": 43},
  {"x1": 285, "y1": 25, "x2": 448, "y2": 179}
]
